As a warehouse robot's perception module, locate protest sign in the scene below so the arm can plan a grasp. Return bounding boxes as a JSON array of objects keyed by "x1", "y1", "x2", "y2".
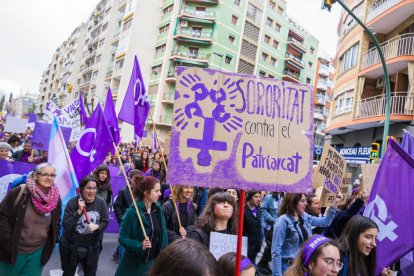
[
  {"x1": 312, "y1": 144, "x2": 347, "y2": 194},
  {"x1": 4, "y1": 117, "x2": 28, "y2": 133},
  {"x1": 0, "y1": 161, "x2": 36, "y2": 202},
  {"x1": 32, "y1": 122, "x2": 72, "y2": 151},
  {"x1": 209, "y1": 232, "x2": 248, "y2": 260},
  {"x1": 320, "y1": 172, "x2": 351, "y2": 207},
  {"x1": 167, "y1": 67, "x2": 314, "y2": 192},
  {"x1": 360, "y1": 163, "x2": 380, "y2": 195}
]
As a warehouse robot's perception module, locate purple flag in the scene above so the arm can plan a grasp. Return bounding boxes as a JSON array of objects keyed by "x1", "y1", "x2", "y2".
[
  {"x1": 363, "y1": 139, "x2": 414, "y2": 275},
  {"x1": 70, "y1": 103, "x2": 113, "y2": 182},
  {"x1": 118, "y1": 55, "x2": 150, "y2": 140},
  {"x1": 152, "y1": 130, "x2": 158, "y2": 151},
  {"x1": 401, "y1": 130, "x2": 414, "y2": 158},
  {"x1": 103, "y1": 87, "x2": 120, "y2": 146},
  {"x1": 79, "y1": 91, "x2": 89, "y2": 125},
  {"x1": 23, "y1": 113, "x2": 37, "y2": 123}
]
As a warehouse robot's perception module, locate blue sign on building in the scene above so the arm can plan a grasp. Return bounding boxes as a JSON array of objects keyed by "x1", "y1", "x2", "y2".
[{"x1": 338, "y1": 147, "x2": 371, "y2": 164}]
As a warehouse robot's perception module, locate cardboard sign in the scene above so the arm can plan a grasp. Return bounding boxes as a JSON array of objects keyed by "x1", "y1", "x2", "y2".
[
  {"x1": 167, "y1": 67, "x2": 314, "y2": 192},
  {"x1": 31, "y1": 122, "x2": 72, "y2": 151},
  {"x1": 313, "y1": 144, "x2": 347, "y2": 194},
  {"x1": 4, "y1": 117, "x2": 28, "y2": 133},
  {"x1": 360, "y1": 163, "x2": 381, "y2": 195},
  {"x1": 209, "y1": 232, "x2": 248, "y2": 260},
  {"x1": 320, "y1": 172, "x2": 351, "y2": 207}
]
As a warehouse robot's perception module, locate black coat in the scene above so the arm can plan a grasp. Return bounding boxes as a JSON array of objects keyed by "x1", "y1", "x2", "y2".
[
  {"x1": 243, "y1": 204, "x2": 262, "y2": 258},
  {"x1": 113, "y1": 187, "x2": 133, "y2": 224},
  {"x1": 162, "y1": 199, "x2": 197, "y2": 243}
]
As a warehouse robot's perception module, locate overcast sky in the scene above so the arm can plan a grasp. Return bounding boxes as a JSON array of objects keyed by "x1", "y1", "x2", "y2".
[{"x1": 0, "y1": 0, "x2": 342, "y2": 97}]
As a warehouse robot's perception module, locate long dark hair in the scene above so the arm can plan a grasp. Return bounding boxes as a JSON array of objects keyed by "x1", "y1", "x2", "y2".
[
  {"x1": 93, "y1": 164, "x2": 112, "y2": 192},
  {"x1": 339, "y1": 216, "x2": 378, "y2": 276},
  {"x1": 279, "y1": 193, "x2": 304, "y2": 217},
  {"x1": 196, "y1": 192, "x2": 238, "y2": 234}
]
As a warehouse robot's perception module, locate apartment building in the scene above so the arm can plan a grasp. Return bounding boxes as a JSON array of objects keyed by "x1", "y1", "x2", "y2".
[
  {"x1": 38, "y1": 0, "x2": 319, "y2": 143},
  {"x1": 326, "y1": 0, "x2": 414, "y2": 158},
  {"x1": 313, "y1": 50, "x2": 336, "y2": 161}
]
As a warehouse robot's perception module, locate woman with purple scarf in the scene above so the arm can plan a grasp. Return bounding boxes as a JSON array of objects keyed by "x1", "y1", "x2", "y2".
[
  {"x1": 162, "y1": 185, "x2": 197, "y2": 243},
  {"x1": 0, "y1": 163, "x2": 62, "y2": 275}
]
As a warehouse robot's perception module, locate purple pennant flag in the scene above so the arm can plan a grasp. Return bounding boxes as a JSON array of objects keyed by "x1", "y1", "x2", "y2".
[
  {"x1": 118, "y1": 55, "x2": 150, "y2": 141},
  {"x1": 70, "y1": 103, "x2": 113, "y2": 182},
  {"x1": 401, "y1": 130, "x2": 414, "y2": 158},
  {"x1": 103, "y1": 87, "x2": 120, "y2": 146},
  {"x1": 79, "y1": 91, "x2": 89, "y2": 125},
  {"x1": 363, "y1": 139, "x2": 414, "y2": 275}
]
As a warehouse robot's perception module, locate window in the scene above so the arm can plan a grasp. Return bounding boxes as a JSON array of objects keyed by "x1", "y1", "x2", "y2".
[
  {"x1": 234, "y1": 0, "x2": 241, "y2": 6},
  {"x1": 95, "y1": 54, "x2": 101, "y2": 63},
  {"x1": 228, "y1": 34, "x2": 236, "y2": 44},
  {"x1": 273, "y1": 40, "x2": 279, "y2": 49},
  {"x1": 264, "y1": 35, "x2": 271, "y2": 44},
  {"x1": 275, "y1": 23, "x2": 281, "y2": 32},
  {"x1": 306, "y1": 78, "x2": 311, "y2": 84},
  {"x1": 225, "y1": 55, "x2": 232, "y2": 64},
  {"x1": 98, "y1": 38, "x2": 105, "y2": 47},
  {"x1": 123, "y1": 19, "x2": 132, "y2": 31},
  {"x1": 189, "y1": 47, "x2": 199, "y2": 58},
  {"x1": 277, "y1": 7, "x2": 284, "y2": 15},
  {"x1": 335, "y1": 90, "x2": 354, "y2": 115},
  {"x1": 269, "y1": 74, "x2": 275, "y2": 79},
  {"x1": 155, "y1": 44, "x2": 166, "y2": 54},
  {"x1": 261, "y1": 53, "x2": 268, "y2": 62},
  {"x1": 115, "y1": 58, "x2": 124, "y2": 69},
  {"x1": 159, "y1": 24, "x2": 170, "y2": 33},
  {"x1": 308, "y1": 62, "x2": 313, "y2": 68},
  {"x1": 231, "y1": 15, "x2": 238, "y2": 25},
  {"x1": 92, "y1": 71, "x2": 98, "y2": 79},
  {"x1": 259, "y1": 71, "x2": 266, "y2": 77},
  {"x1": 270, "y1": 57, "x2": 277, "y2": 66},
  {"x1": 339, "y1": 43, "x2": 359, "y2": 73},
  {"x1": 269, "y1": 1, "x2": 276, "y2": 9},
  {"x1": 310, "y1": 47, "x2": 315, "y2": 55},
  {"x1": 102, "y1": 23, "x2": 108, "y2": 31},
  {"x1": 266, "y1": 17, "x2": 273, "y2": 27}
]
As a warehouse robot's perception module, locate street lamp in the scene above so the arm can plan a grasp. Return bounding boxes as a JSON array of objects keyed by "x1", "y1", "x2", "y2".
[{"x1": 322, "y1": 0, "x2": 391, "y2": 158}]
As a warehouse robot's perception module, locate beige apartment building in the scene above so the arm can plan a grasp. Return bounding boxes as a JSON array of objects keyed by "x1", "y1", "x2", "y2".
[{"x1": 326, "y1": 0, "x2": 414, "y2": 157}]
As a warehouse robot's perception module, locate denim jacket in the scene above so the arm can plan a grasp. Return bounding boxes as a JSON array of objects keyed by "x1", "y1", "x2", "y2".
[
  {"x1": 261, "y1": 194, "x2": 281, "y2": 231},
  {"x1": 271, "y1": 207, "x2": 338, "y2": 276}
]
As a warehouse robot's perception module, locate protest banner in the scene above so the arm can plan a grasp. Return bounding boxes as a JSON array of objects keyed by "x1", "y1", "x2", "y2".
[
  {"x1": 4, "y1": 117, "x2": 28, "y2": 133},
  {"x1": 360, "y1": 163, "x2": 380, "y2": 195},
  {"x1": 167, "y1": 67, "x2": 314, "y2": 192},
  {"x1": 320, "y1": 172, "x2": 351, "y2": 207},
  {"x1": 32, "y1": 122, "x2": 72, "y2": 151},
  {"x1": 312, "y1": 144, "x2": 347, "y2": 195},
  {"x1": 0, "y1": 160, "x2": 36, "y2": 202},
  {"x1": 209, "y1": 232, "x2": 248, "y2": 260}
]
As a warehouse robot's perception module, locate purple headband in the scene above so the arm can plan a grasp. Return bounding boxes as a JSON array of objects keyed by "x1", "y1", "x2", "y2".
[
  {"x1": 240, "y1": 258, "x2": 252, "y2": 271},
  {"x1": 302, "y1": 235, "x2": 330, "y2": 267}
]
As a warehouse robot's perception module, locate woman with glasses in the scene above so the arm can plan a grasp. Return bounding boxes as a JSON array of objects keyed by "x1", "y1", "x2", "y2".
[
  {"x1": 60, "y1": 175, "x2": 109, "y2": 276},
  {"x1": 0, "y1": 163, "x2": 62, "y2": 275},
  {"x1": 285, "y1": 235, "x2": 342, "y2": 276},
  {"x1": 271, "y1": 193, "x2": 341, "y2": 276}
]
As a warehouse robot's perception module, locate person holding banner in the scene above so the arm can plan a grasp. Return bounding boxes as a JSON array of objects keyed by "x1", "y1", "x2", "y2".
[
  {"x1": 188, "y1": 192, "x2": 238, "y2": 248},
  {"x1": 0, "y1": 163, "x2": 62, "y2": 275},
  {"x1": 271, "y1": 193, "x2": 341, "y2": 276},
  {"x1": 115, "y1": 176, "x2": 168, "y2": 275},
  {"x1": 0, "y1": 142, "x2": 14, "y2": 161},
  {"x1": 93, "y1": 165, "x2": 113, "y2": 208},
  {"x1": 59, "y1": 176, "x2": 109, "y2": 276},
  {"x1": 285, "y1": 235, "x2": 342, "y2": 276},
  {"x1": 163, "y1": 185, "x2": 197, "y2": 243}
]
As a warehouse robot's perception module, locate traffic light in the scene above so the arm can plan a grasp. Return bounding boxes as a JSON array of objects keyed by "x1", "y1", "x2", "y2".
[
  {"x1": 68, "y1": 84, "x2": 73, "y2": 93},
  {"x1": 322, "y1": 0, "x2": 337, "y2": 11},
  {"x1": 370, "y1": 142, "x2": 380, "y2": 163}
]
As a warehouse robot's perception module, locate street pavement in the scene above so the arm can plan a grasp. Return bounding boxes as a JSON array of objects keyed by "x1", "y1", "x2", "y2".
[{"x1": 43, "y1": 233, "x2": 119, "y2": 276}]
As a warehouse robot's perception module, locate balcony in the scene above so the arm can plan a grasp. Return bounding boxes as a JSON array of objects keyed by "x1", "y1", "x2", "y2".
[
  {"x1": 366, "y1": 0, "x2": 414, "y2": 33},
  {"x1": 314, "y1": 110, "x2": 324, "y2": 120},
  {"x1": 319, "y1": 65, "x2": 329, "y2": 77},
  {"x1": 315, "y1": 94, "x2": 326, "y2": 106},
  {"x1": 156, "y1": 115, "x2": 173, "y2": 127},
  {"x1": 317, "y1": 80, "x2": 328, "y2": 91},
  {"x1": 285, "y1": 53, "x2": 305, "y2": 69},
  {"x1": 173, "y1": 29, "x2": 213, "y2": 44},
  {"x1": 356, "y1": 92, "x2": 414, "y2": 119},
  {"x1": 166, "y1": 69, "x2": 177, "y2": 83},
  {"x1": 287, "y1": 36, "x2": 307, "y2": 53},
  {"x1": 283, "y1": 68, "x2": 300, "y2": 81},
  {"x1": 178, "y1": 8, "x2": 216, "y2": 23},
  {"x1": 161, "y1": 92, "x2": 175, "y2": 104},
  {"x1": 360, "y1": 33, "x2": 414, "y2": 78},
  {"x1": 170, "y1": 50, "x2": 209, "y2": 65}
]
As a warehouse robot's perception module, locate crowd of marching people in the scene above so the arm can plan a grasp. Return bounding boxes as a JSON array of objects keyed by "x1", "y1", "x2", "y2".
[{"x1": 0, "y1": 127, "x2": 404, "y2": 276}]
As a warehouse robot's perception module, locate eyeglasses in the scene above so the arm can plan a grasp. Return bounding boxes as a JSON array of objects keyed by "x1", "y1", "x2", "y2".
[
  {"x1": 37, "y1": 173, "x2": 57, "y2": 178},
  {"x1": 317, "y1": 258, "x2": 344, "y2": 270},
  {"x1": 84, "y1": 187, "x2": 97, "y2": 191}
]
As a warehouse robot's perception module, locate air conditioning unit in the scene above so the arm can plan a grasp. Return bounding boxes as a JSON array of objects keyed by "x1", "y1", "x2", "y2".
[
  {"x1": 180, "y1": 20, "x2": 188, "y2": 27},
  {"x1": 376, "y1": 77, "x2": 384, "y2": 88}
]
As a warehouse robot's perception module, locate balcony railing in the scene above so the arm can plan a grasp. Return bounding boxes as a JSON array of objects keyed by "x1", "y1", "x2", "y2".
[
  {"x1": 314, "y1": 111, "x2": 324, "y2": 120},
  {"x1": 356, "y1": 92, "x2": 414, "y2": 118},
  {"x1": 367, "y1": 0, "x2": 402, "y2": 22},
  {"x1": 319, "y1": 65, "x2": 329, "y2": 77},
  {"x1": 283, "y1": 68, "x2": 300, "y2": 80},
  {"x1": 362, "y1": 33, "x2": 414, "y2": 69},
  {"x1": 287, "y1": 36, "x2": 306, "y2": 52},
  {"x1": 317, "y1": 81, "x2": 328, "y2": 91},
  {"x1": 315, "y1": 94, "x2": 326, "y2": 105},
  {"x1": 179, "y1": 8, "x2": 215, "y2": 20},
  {"x1": 175, "y1": 29, "x2": 213, "y2": 40},
  {"x1": 171, "y1": 50, "x2": 209, "y2": 61}
]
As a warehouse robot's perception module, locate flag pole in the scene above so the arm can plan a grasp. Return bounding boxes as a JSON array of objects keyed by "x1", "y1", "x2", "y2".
[
  {"x1": 149, "y1": 111, "x2": 182, "y2": 230},
  {"x1": 113, "y1": 142, "x2": 147, "y2": 239},
  {"x1": 235, "y1": 190, "x2": 246, "y2": 276}
]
